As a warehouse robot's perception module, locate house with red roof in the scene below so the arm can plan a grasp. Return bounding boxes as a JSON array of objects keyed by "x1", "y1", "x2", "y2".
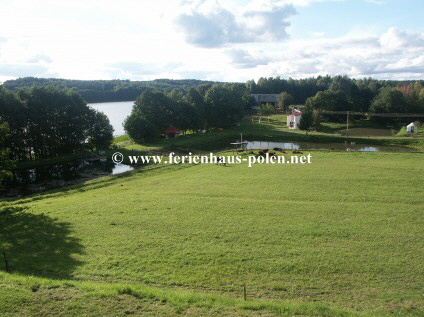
[{"x1": 287, "y1": 109, "x2": 302, "y2": 129}]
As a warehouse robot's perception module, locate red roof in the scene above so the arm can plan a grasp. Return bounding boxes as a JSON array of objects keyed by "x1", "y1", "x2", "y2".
[
  {"x1": 292, "y1": 110, "x2": 302, "y2": 116},
  {"x1": 164, "y1": 126, "x2": 179, "y2": 134}
]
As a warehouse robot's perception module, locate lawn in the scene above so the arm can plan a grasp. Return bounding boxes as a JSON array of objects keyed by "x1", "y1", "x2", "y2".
[
  {"x1": 1, "y1": 151, "x2": 423, "y2": 316},
  {"x1": 114, "y1": 116, "x2": 424, "y2": 154}
]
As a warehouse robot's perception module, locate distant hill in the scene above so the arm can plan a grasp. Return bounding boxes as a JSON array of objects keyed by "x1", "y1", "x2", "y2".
[{"x1": 2, "y1": 77, "x2": 219, "y2": 103}]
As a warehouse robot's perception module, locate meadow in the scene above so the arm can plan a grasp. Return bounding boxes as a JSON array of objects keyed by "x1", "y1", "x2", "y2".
[
  {"x1": 114, "y1": 116, "x2": 424, "y2": 153},
  {"x1": 1, "y1": 150, "x2": 423, "y2": 316}
]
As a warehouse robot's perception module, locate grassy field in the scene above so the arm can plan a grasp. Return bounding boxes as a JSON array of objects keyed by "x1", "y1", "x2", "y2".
[
  {"x1": 1, "y1": 151, "x2": 423, "y2": 316},
  {"x1": 114, "y1": 116, "x2": 424, "y2": 153}
]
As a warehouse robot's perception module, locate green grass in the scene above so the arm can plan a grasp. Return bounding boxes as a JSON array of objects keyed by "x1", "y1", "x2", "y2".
[
  {"x1": 114, "y1": 116, "x2": 424, "y2": 153},
  {"x1": 1, "y1": 151, "x2": 423, "y2": 316}
]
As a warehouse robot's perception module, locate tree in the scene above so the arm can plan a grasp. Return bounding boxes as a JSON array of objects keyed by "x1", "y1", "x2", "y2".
[
  {"x1": 299, "y1": 106, "x2": 313, "y2": 131},
  {"x1": 0, "y1": 86, "x2": 27, "y2": 161},
  {"x1": 124, "y1": 110, "x2": 158, "y2": 143},
  {"x1": 185, "y1": 88, "x2": 206, "y2": 129},
  {"x1": 312, "y1": 110, "x2": 321, "y2": 131},
  {"x1": 0, "y1": 123, "x2": 13, "y2": 186},
  {"x1": 133, "y1": 90, "x2": 173, "y2": 132},
  {"x1": 370, "y1": 87, "x2": 407, "y2": 113},
  {"x1": 277, "y1": 92, "x2": 294, "y2": 112},
  {"x1": 257, "y1": 103, "x2": 275, "y2": 116},
  {"x1": 87, "y1": 110, "x2": 114, "y2": 150},
  {"x1": 204, "y1": 84, "x2": 244, "y2": 129},
  {"x1": 173, "y1": 101, "x2": 200, "y2": 134}
]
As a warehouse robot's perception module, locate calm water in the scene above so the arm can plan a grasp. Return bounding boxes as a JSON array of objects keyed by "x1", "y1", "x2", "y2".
[
  {"x1": 246, "y1": 141, "x2": 417, "y2": 152},
  {"x1": 89, "y1": 101, "x2": 134, "y2": 136}
]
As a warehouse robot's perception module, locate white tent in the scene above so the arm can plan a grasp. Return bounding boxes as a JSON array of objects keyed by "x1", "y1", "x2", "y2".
[{"x1": 406, "y1": 122, "x2": 418, "y2": 135}]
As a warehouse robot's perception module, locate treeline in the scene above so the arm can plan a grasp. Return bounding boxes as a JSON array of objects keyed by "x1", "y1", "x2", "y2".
[
  {"x1": 246, "y1": 76, "x2": 424, "y2": 109},
  {"x1": 0, "y1": 86, "x2": 114, "y2": 162},
  {"x1": 124, "y1": 83, "x2": 255, "y2": 142},
  {"x1": 248, "y1": 75, "x2": 424, "y2": 116},
  {"x1": 2, "y1": 77, "x2": 218, "y2": 103}
]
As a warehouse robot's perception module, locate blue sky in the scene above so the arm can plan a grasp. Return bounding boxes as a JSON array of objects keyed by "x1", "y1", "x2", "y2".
[
  {"x1": 0, "y1": 0, "x2": 423, "y2": 82},
  {"x1": 290, "y1": 0, "x2": 424, "y2": 38}
]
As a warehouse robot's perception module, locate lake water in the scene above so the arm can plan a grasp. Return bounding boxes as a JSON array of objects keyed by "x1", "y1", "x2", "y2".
[
  {"x1": 246, "y1": 141, "x2": 417, "y2": 152},
  {"x1": 89, "y1": 101, "x2": 134, "y2": 136}
]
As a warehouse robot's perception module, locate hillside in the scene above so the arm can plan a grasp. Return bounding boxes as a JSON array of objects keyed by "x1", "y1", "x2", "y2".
[
  {"x1": 1, "y1": 151, "x2": 423, "y2": 316},
  {"x1": 2, "y1": 77, "x2": 219, "y2": 103}
]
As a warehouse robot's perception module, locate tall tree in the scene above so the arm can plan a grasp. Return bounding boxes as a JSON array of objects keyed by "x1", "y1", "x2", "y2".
[
  {"x1": 298, "y1": 106, "x2": 313, "y2": 131},
  {"x1": 0, "y1": 123, "x2": 13, "y2": 186},
  {"x1": 87, "y1": 110, "x2": 114, "y2": 150},
  {"x1": 277, "y1": 92, "x2": 294, "y2": 112}
]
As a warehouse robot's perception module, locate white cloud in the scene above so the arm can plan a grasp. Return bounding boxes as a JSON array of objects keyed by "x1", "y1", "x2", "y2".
[
  {"x1": 174, "y1": 0, "x2": 296, "y2": 47},
  {"x1": 0, "y1": 0, "x2": 422, "y2": 82},
  {"x1": 240, "y1": 27, "x2": 424, "y2": 80}
]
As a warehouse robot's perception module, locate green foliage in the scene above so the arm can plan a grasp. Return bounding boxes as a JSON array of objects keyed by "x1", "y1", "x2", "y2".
[
  {"x1": 277, "y1": 91, "x2": 294, "y2": 111},
  {"x1": 312, "y1": 109, "x2": 321, "y2": 130},
  {"x1": 87, "y1": 111, "x2": 114, "y2": 150},
  {"x1": 396, "y1": 126, "x2": 407, "y2": 137},
  {"x1": 306, "y1": 90, "x2": 348, "y2": 112},
  {"x1": 370, "y1": 87, "x2": 407, "y2": 113},
  {"x1": 204, "y1": 83, "x2": 246, "y2": 128},
  {"x1": 298, "y1": 106, "x2": 313, "y2": 130},
  {"x1": 257, "y1": 103, "x2": 275, "y2": 116},
  {"x1": 3, "y1": 77, "x2": 217, "y2": 103},
  {"x1": 124, "y1": 110, "x2": 159, "y2": 142},
  {"x1": 0, "y1": 86, "x2": 114, "y2": 160},
  {"x1": 124, "y1": 83, "x2": 250, "y2": 141},
  {"x1": 0, "y1": 123, "x2": 13, "y2": 185}
]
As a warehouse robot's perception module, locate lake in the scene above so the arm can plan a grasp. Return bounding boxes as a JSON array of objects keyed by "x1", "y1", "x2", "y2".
[{"x1": 89, "y1": 101, "x2": 134, "y2": 136}]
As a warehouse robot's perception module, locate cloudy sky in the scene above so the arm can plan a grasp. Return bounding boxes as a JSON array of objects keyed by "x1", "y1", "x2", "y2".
[{"x1": 0, "y1": 0, "x2": 423, "y2": 83}]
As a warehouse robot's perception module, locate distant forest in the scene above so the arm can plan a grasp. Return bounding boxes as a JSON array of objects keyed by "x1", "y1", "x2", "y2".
[
  {"x1": 2, "y1": 77, "x2": 218, "y2": 103},
  {"x1": 3, "y1": 76, "x2": 424, "y2": 112}
]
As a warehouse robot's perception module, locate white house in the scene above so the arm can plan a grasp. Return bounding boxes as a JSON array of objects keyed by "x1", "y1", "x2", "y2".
[
  {"x1": 287, "y1": 110, "x2": 303, "y2": 129},
  {"x1": 406, "y1": 122, "x2": 419, "y2": 135}
]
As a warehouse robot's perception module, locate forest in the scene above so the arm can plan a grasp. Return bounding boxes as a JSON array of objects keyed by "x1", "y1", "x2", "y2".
[
  {"x1": 2, "y1": 77, "x2": 217, "y2": 103},
  {"x1": 124, "y1": 83, "x2": 254, "y2": 142},
  {"x1": 0, "y1": 86, "x2": 114, "y2": 164}
]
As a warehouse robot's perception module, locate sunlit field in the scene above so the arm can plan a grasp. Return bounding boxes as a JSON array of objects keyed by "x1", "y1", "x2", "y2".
[{"x1": 1, "y1": 151, "x2": 423, "y2": 316}]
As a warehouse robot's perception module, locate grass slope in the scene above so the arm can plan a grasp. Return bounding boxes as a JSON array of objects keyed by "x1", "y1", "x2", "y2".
[
  {"x1": 1, "y1": 152, "x2": 423, "y2": 316},
  {"x1": 117, "y1": 116, "x2": 424, "y2": 153}
]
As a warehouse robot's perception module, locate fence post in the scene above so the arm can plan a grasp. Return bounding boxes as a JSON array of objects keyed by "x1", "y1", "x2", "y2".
[{"x1": 243, "y1": 283, "x2": 247, "y2": 301}]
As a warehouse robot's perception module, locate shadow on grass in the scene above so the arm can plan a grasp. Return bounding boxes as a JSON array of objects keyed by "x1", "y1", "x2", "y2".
[{"x1": 0, "y1": 206, "x2": 83, "y2": 279}]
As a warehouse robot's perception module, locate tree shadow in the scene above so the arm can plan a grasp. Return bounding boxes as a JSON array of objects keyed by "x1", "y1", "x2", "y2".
[{"x1": 0, "y1": 207, "x2": 84, "y2": 279}]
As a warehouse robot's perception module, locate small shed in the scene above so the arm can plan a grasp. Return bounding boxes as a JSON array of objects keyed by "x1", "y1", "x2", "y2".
[
  {"x1": 164, "y1": 126, "x2": 180, "y2": 138},
  {"x1": 406, "y1": 122, "x2": 418, "y2": 135},
  {"x1": 287, "y1": 110, "x2": 303, "y2": 129}
]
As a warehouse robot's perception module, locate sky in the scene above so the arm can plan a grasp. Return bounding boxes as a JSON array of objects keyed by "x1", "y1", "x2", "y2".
[{"x1": 0, "y1": 0, "x2": 423, "y2": 83}]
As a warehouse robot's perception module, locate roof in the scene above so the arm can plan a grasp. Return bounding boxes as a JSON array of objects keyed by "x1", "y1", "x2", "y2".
[
  {"x1": 164, "y1": 126, "x2": 179, "y2": 134},
  {"x1": 250, "y1": 94, "x2": 279, "y2": 103},
  {"x1": 288, "y1": 110, "x2": 302, "y2": 117}
]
